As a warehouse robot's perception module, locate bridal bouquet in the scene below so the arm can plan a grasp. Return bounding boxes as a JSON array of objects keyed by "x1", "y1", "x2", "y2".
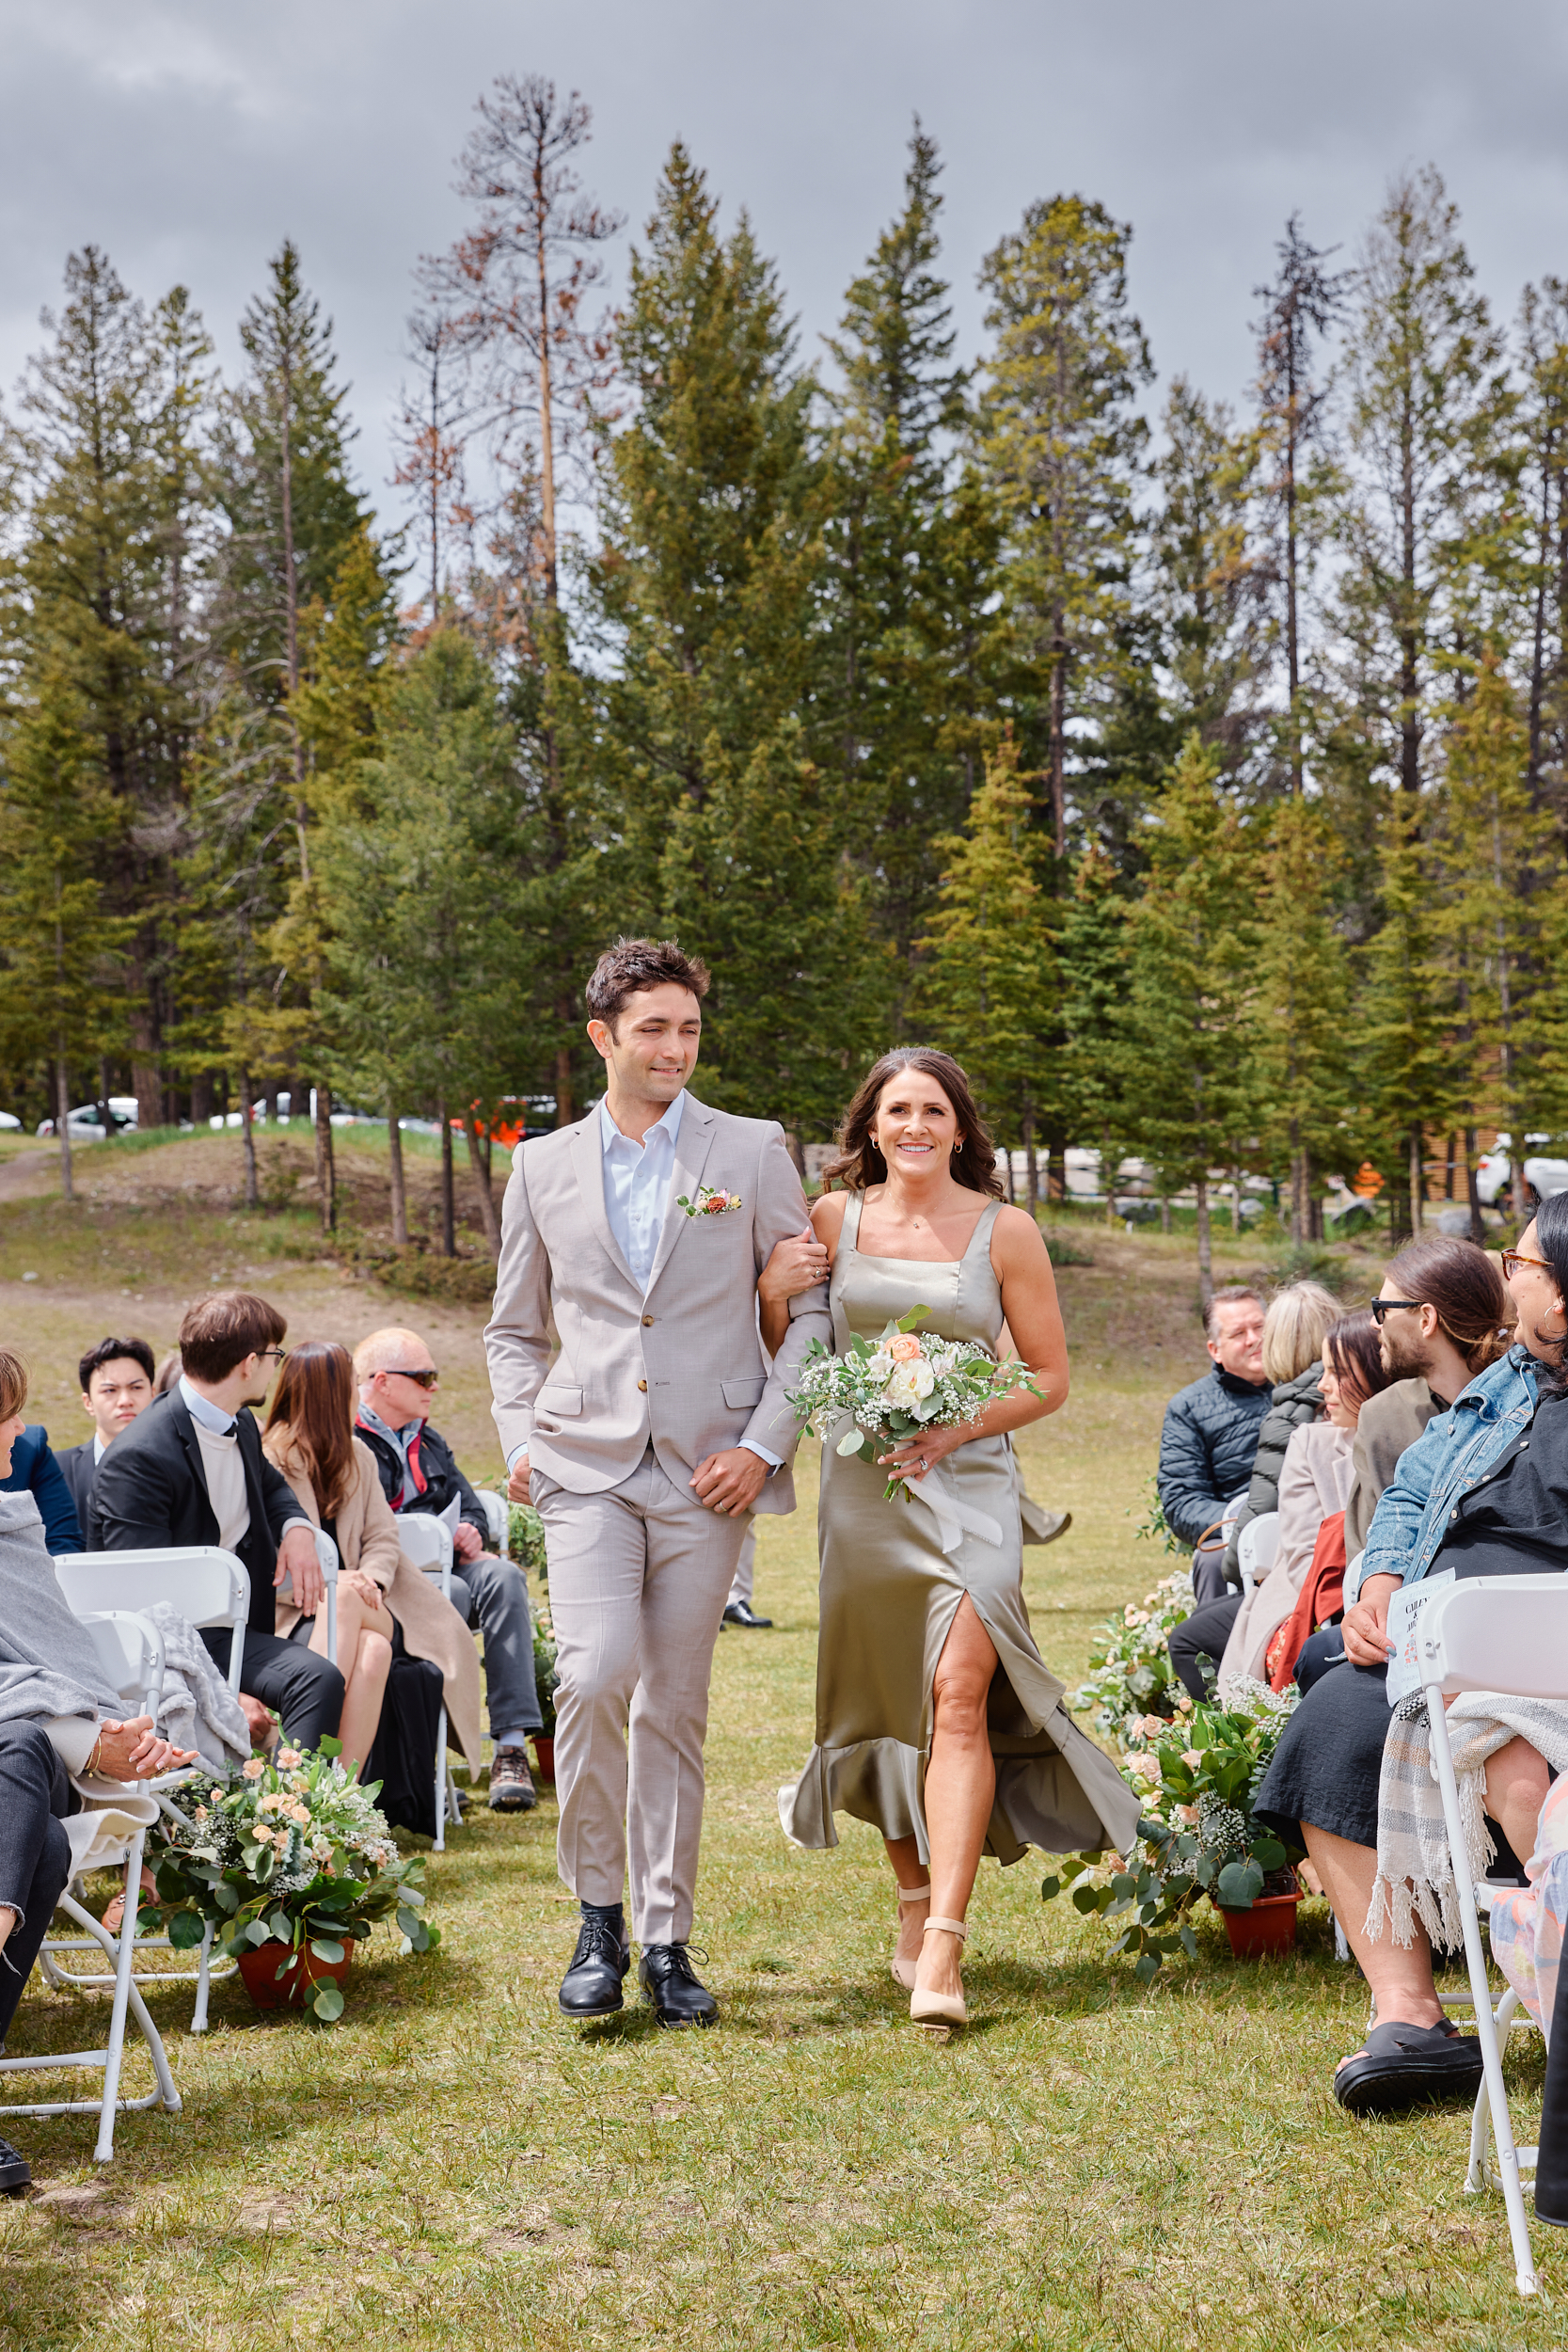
[{"x1": 789, "y1": 1307, "x2": 1044, "y2": 1502}]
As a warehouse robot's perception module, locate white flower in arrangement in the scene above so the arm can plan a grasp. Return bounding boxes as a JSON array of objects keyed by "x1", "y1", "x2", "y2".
[{"x1": 884, "y1": 1358, "x2": 935, "y2": 1410}]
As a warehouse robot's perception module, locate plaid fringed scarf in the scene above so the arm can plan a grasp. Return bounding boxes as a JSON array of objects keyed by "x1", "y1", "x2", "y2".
[{"x1": 1369, "y1": 1691, "x2": 1568, "y2": 1949}]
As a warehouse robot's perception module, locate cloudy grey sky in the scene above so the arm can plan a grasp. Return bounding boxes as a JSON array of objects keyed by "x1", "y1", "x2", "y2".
[{"x1": 5, "y1": 0, "x2": 1568, "y2": 530}]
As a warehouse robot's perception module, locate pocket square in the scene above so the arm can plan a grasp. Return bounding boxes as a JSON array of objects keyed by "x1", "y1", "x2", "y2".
[{"x1": 677, "y1": 1186, "x2": 743, "y2": 1218}]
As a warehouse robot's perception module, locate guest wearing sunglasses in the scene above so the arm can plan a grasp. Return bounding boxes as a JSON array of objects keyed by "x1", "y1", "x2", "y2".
[
  {"x1": 354, "y1": 1327, "x2": 541, "y2": 1812},
  {"x1": 92, "y1": 1293, "x2": 344, "y2": 1753}
]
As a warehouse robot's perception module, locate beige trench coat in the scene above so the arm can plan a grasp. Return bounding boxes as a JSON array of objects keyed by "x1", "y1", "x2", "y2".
[{"x1": 263, "y1": 1434, "x2": 483, "y2": 1772}]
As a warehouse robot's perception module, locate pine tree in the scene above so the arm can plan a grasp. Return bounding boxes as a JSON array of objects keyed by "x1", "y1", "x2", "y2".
[
  {"x1": 1149, "y1": 379, "x2": 1269, "y2": 777},
  {"x1": 9, "y1": 248, "x2": 217, "y2": 1127},
  {"x1": 1055, "y1": 844, "x2": 1132, "y2": 1221},
  {"x1": 976, "y1": 196, "x2": 1152, "y2": 857},
  {"x1": 1253, "y1": 216, "x2": 1350, "y2": 793},
  {"x1": 1251, "y1": 798, "x2": 1353, "y2": 1240},
  {"x1": 914, "y1": 732, "x2": 1056, "y2": 1203},
  {"x1": 578, "y1": 144, "x2": 885, "y2": 1131},
  {"x1": 1121, "y1": 733, "x2": 1259, "y2": 1301},
  {"x1": 1354, "y1": 792, "x2": 1459, "y2": 1240},
  {"x1": 819, "y1": 122, "x2": 999, "y2": 993}
]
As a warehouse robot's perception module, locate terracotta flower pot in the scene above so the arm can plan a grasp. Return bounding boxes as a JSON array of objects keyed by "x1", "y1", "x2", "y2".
[
  {"x1": 1217, "y1": 1889, "x2": 1302, "y2": 1960},
  {"x1": 531, "y1": 1735, "x2": 555, "y2": 1786},
  {"x1": 237, "y1": 1936, "x2": 355, "y2": 2012}
]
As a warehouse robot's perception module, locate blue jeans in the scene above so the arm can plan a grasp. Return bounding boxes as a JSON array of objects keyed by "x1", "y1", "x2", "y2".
[{"x1": 449, "y1": 1553, "x2": 541, "y2": 1737}]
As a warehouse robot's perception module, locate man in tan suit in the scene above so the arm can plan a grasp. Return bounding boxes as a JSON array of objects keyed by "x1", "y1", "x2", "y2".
[{"x1": 485, "y1": 938, "x2": 830, "y2": 2026}]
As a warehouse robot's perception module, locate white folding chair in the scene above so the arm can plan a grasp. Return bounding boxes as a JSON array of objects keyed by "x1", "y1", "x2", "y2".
[
  {"x1": 0, "y1": 1608, "x2": 182, "y2": 2161},
  {"x1": 1236, "y1": 1512, "x2": 1280, "y2": 1590},
  {"x1": 397, "y1": 1515, "x2": 465, "y2": 1851},
  {"x1": 52, "y1": 1540, "x2": 337, "y2": 2031},
  {"x1": 1406, "y1": 1574, "x2": 1568, "y2": 2297}
]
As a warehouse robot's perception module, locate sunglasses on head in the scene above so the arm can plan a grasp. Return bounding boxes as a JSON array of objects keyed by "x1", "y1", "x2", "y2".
[{"x1": 387, "y1": 1365, "x2": 438, "y2": 1389}]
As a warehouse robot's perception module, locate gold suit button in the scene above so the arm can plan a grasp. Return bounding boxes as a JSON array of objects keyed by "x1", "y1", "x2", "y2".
[
  {"x1": 637, "y1": 1378, "x2": 648, "y2": 1392},
  {"x1": 641, "y1": 1315, "x2": 654, "y2": 1327}
]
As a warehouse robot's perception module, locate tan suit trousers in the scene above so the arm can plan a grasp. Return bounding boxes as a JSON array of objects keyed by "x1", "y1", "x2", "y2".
[{"x1": 533, "y1": 1451, "x2": 751, "y2": 1945}]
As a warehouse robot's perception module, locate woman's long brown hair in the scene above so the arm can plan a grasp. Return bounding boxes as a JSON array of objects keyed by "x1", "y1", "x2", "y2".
[
  {"x1": 264, "y1": 1340, "x2": 357, "y2": 1522},
  {"x1": 822, "y1": 1048, "x2": 1006, "y2": 1200}
]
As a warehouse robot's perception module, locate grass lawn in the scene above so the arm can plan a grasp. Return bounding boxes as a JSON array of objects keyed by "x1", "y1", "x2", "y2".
[{"x1": 0, "y1": 1144, "x2": 1556, "y2": 2348}]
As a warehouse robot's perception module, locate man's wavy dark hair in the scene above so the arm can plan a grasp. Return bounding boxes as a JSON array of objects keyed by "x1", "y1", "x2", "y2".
[{"x1": 584, "y1": 938, "x2": 711, "y2": 1034}]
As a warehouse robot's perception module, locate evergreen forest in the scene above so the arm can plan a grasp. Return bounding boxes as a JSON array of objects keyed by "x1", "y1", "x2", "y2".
[{"x1": 5, "y1": 76, "x2": 1566, "y2": 1275}]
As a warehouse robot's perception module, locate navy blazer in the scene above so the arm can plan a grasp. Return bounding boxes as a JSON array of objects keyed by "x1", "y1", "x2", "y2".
[
  {"x1": 0, "y1": 1425, "x2": 85, "y2": 1554},
  {"x1": 91, "y1": 1388, "x2": 302, "y2": 1633},
  {"x1": 55, "y1": 1439, "x2": 99, "y2": 1540}
]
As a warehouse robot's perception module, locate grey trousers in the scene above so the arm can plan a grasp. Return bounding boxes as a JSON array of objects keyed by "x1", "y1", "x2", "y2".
[
  {"x1": 448, "y1": 1552, "x2": 541, "y2": 1738},
  {"x1": 725, "y1": 1521, "x2": 759, "y2": 1610},
  {"x1": 532, "y1": 1452, "x2": 751, "y2": 1945}
]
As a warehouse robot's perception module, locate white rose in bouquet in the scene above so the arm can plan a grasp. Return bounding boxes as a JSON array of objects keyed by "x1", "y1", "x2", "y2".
[{"x1": 885, "y1": 1358, "x2": 935, "y2": 1411}]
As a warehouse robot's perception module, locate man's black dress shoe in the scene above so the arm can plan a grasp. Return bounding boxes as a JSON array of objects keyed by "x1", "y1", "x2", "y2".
[
  {"x1": 559, "y1": 1908, "x2": 631, "y2": 2020},
  {"x1": 721, "y1": 1601, "x2": 772, "y2": 1629},
  {"x1": 639, "y1": 1943, "x2": 719, "y2": 2027}
]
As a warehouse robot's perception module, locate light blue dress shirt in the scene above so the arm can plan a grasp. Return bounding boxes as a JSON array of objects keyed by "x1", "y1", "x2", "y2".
[{"x1": 599, "y1": 1091, "x2": 684, "y2": 1294}]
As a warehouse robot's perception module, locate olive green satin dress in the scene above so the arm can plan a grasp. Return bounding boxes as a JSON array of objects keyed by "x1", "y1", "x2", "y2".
[{"x1": 779, "y1": 1192, "x2": 1139, "y2": 1866}]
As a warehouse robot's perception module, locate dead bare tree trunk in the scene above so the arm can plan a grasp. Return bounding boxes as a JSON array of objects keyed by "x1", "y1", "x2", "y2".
[
  {"x1": 1195, "y1": 1176, "x2": 1213, "y2": 1307},
  {"x1": 313, "y1": 1084, "x2": 337, "y2": 1232},
  {"x1": 388, "y1": 1112, "x2": 409, "y2": 1248},
  {"x1": 437, "y1": 1095, "x2": 456, "y2": 1257},
  {"x1": 239, "y1": 1076, "x2": 259, "y2": 1210},
  {"x1": 55, "y1": 1051, "x2": 73, "y2": 1202},
  {"x1": 464, "y1": 1113, "x2": 503, "y2": 1260}
]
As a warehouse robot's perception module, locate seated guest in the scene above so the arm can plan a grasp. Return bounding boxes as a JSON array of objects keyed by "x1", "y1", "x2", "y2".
[
  {"x1": 92, "y1": 1293, "x2": 344, "y2": 1756},
  {"x1": 1253, "y1": 1231, "x2": 1529, "y2": 2113},
  {"x1": 0, "y1": 1423, "x2": 82, "y2": 1558},
  {"x1": 0, "y1": 1342, "x2": 194, "y2": 2194},
  {"x1": 1156, "y1": 1285, "x2": 1271, "y2": 1602},
  {"x1": 55, "y1": 1336, "x2": 156, "y2": 1540},
  {"x1": 1220, "y1": 1280, "x2": 1340, "y2": 1581},
  {"x1": 153, "y1": 1351, "x2": 182, "y2": 1397},
  {"x1": 1169, "y1": 1280, "x2": 1336, "y2": 1698},
  {"x1": 264, "y1": 1343, "x2": 483, "y2": 1820},
  {"x1": 354, "y1": 1327, "x2": 539, "y2": 1813},
  {"x1": 1216, "y1": 1311, "x2": 1393, "y2": 1699}
]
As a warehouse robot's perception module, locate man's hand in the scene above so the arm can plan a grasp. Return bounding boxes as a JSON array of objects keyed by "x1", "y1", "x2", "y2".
[
  {"x1": 507, "y1": 1455, "x2": 531, "y2": 1505},
  {"x1": 239, "y1": 1693, "x2": 276, "y2": 1750},
  {"x1": 93, "y1": 1716, "x2": 198, "y2": 1780},
  {"x1": 453, "y1": 1518, "x2": 483, "y2": 1563},
  {"x1": 275, "y1": 1523, "x2": 324, "y2": 1618},
  {"x1": 1342, "y1": 1571, "x2": 1402, "y2": 1668},
  {"x1": 691, "y1": 1448, "x2": 768, "y2": 1517}
]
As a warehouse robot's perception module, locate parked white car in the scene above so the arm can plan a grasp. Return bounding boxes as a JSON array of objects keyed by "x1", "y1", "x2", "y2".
[
  {"x1": 1475, "y1": 1136, "x2": 1568, "y2": 1210},
  {"x1": 36, "y1": 1096, "x2": 139, "y2": 1140}
]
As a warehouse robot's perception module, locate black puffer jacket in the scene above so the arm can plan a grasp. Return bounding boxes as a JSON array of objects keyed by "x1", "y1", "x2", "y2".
[
  {"x1": 1157, "y1": 1366, "x2": 1273, "y2": 1549},
  {"x1": 1219, "y1": 1362, "x2": 1324, "y2": 1582},
  {"x1": 356, "y1": 1416, "x2": 489, "y2": 1545}
]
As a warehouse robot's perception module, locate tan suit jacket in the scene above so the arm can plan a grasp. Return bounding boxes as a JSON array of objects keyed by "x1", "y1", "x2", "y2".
[
  {"x1": 263, "y1": 1434, "x2": 483, "y2": 1772},
  {"x1": 483, "y1": 1093, "x2": 829, "y2": 1511}
]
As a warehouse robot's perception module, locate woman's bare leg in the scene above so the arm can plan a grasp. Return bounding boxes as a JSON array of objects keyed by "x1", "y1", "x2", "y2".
[
  {"x1": 1304, "y1": 1823, "x2": 1444, "y2": 2053},
  {"x1": 308, "y1": 1592, "x2": 394, "y2": 1772},
  {"x1": 1484, "y1": 1736, "x2": 1551, "y2": 1869},
  {"x1": 914, "y1": 1595, "x2": 999, "y2": 2002},
  {"x1": 885, "y1": 1835, "x2": 930, "y2": 1974}
]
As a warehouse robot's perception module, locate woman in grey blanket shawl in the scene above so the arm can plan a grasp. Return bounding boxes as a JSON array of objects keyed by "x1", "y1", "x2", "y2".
[
  {"x1": 0, "y1": 1343, "x2": 194, "y2": 2195},
  {"x1": 1255, "y1": 1216, "x2": 1568, "y2": 2116}
]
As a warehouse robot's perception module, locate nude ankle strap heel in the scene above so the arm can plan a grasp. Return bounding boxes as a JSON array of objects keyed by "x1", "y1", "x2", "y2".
[
  {"x1": 910, "y1": 1917, "x2": 968, "y2": 2035},
  {"x1": 890, "y1": 1883, "x2": 931, "y2": 1989}
]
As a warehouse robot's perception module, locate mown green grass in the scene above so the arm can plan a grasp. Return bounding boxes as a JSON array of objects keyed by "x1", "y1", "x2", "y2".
[{"x1": 0, "y1": 1158, "x2": 1548, "y2": 2347}]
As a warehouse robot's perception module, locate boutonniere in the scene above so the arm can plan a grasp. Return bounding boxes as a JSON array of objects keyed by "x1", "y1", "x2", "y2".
[{"x1": 677, "y1": 1185, "x2": 743, "y2": 1218}]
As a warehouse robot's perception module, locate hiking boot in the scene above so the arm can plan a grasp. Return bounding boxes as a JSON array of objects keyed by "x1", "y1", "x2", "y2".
[{"x1": 487, "y1": 1745, "x2": 538, "y2": 1812}]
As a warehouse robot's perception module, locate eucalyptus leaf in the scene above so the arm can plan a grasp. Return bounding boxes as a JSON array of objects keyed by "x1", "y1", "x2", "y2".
[
  {"x1": 309, "y1": 1937, "x2": 345, "y2": 1963},
  {"x1": 309, "y1": 1981, "x2": 345, "y2": 2022},
  {"x1": 1252, "y1": 1836, "x2": 1287, "y2": 1872},
  {"x1": 1215, "y1": 1858, "x2": 1264, "y2": 1910},
  {"x1": 835, "y1": 1429, "x2": 865, "y2": 1456},
  {"x1": 167, "y1": 1908, "x2": 207, "y2": 1950}
]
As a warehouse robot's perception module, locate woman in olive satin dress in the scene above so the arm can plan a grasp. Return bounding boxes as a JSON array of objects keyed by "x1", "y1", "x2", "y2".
[{"x1": 763, "y1": 1050, "x2": 1138, "y2": 2031}]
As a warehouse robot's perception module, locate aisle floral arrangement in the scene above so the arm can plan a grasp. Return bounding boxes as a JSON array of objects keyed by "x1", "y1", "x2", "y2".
[
  {"x1": 789, "y1": 1308, "x2": 1043, "y2": 1502},
  {"x1": 144, "y1": 1741, "x2": 439, "y2": 2021},
  {"x1": 1044, "y1": 1680, "x2": 1302, "y2": 1979},
  {"x1": 1073, "y1": 1569, "x2": 1196, "y2": 1748}
]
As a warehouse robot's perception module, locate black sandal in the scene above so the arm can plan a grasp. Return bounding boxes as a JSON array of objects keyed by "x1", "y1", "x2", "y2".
[{"x1": 1334, "y1": 2018, "x2": 1484, "y2": 2116}]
